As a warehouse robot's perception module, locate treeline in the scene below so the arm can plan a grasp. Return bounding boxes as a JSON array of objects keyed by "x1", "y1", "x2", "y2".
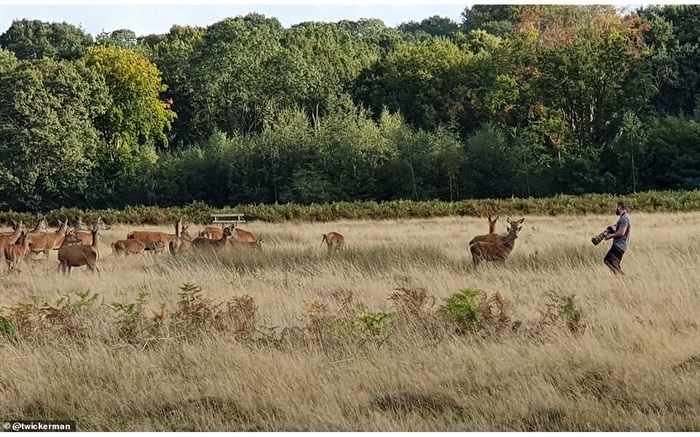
[
  {"x1": 1, "y1": 6, "x2": 700, "y2": 211},
  {"x1": 1, "y1": 190, "x2": 698, "y2": 225}
]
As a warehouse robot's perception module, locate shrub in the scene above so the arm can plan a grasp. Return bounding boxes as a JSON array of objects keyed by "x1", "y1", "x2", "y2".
[
  {"x1": 439, "y1": 289, "x2": 484, "y2": 333},
  {"x1": 0, "y1": 316, "x2": 17, "y2": 338},
  {"x1": 439, "y1": 289, "x2": 514, "y2": 336}
]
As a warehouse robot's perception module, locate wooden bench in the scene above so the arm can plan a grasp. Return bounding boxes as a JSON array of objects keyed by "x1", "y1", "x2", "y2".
[{"x1": 210, "y1": 213, "x2": 246, "y2": 225}]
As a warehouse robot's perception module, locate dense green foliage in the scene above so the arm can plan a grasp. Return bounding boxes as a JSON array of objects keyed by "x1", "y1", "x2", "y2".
[
  {"x1": 1, "y1": 6, "x2": 699, "y2": 212},
  {"x1": 1, "y1": 190, "x2": 698, "y2": 225}
]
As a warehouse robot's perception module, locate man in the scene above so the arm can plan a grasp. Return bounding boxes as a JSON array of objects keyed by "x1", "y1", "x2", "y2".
[{"x1": 604, "y1": 201, "x2": 631, "y2": 275}]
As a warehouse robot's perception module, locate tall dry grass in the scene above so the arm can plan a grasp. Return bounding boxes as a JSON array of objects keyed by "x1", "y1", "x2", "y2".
[{"x1": 0, "y1": 213, "x2": 698, "y2": 431}]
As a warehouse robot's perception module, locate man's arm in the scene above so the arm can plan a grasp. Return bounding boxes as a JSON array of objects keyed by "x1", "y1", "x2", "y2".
[{"x1": 605, "y1": 225, "x2": 627, "y2": 240}]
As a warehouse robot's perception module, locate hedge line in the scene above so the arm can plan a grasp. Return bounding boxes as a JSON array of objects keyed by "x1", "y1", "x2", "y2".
[{"x1": 1, "y1": 190, "x2": 699, "y2": 226}]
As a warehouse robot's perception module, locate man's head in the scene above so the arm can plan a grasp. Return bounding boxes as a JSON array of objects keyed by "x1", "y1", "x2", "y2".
[{"x1": 615, "y1": 201, "x2": 626, "y2": 216}]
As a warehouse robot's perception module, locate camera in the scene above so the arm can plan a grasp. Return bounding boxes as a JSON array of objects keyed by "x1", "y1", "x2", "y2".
[{"x1": 591, "y1": 226, "x2": 615, "y2": 245}]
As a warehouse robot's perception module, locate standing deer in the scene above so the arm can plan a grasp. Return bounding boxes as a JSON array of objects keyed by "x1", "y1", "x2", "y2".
[
  {"x1": 73, "y1": 217, "x2": 110, "y2": 245},
  {"x1": 58, "y1": 224, "x2": 102, "y2": 274},
  {"x1": 26, "y1": 216, "x2": 47, "y2": 238},
  {"x1": 469, "y1": 218, "x2": 524, "y2": 266},
  {"x1": 191, "y1": 225, "x2": 233, "y2": 250},
  {"x1": 321, "y1": 232, "x2": 345, "y2": 252},
  {"x1": 469, "y1": 215, "x2": 503, "y2": 246},
  {"x1": 127, "y1": 219, "x2": 187, "y2": 251},
  {"x1": 27, "y1": 219, "x2": 70, "y2": 259},
  {"x1": 4, "y1": 231, "x2": 32, "y2": 272},
  {"x1": 0, "y1": 221, "x2": 25, "y2": 250},
  {"x1": 169, "y1": 218, "x2": 192, "y2": 254}
]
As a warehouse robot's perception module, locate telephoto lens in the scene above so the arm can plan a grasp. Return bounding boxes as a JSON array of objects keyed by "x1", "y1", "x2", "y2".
[{"x1": 591, "y1": 232, "x2": 606, "y2": 245}]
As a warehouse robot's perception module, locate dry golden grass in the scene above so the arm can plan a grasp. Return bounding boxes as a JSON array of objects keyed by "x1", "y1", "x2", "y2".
[{"x1": 0, "y1": 213, "x2": 699, "y2": 431}]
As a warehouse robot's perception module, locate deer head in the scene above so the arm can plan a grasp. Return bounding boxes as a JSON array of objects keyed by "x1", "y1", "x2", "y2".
[{"x1": 487, "y1": 215, "x2": 499, "y2": 233}]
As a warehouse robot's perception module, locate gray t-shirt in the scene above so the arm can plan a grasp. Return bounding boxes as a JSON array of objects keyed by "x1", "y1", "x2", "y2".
[{"x1": 613, "y1": 213, "x2": 631, "y2": 251}]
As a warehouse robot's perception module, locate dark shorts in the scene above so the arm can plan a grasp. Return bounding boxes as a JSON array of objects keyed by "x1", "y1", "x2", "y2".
[{"x1": 604, "y1": 246, "x2": 625, "y2": 274}]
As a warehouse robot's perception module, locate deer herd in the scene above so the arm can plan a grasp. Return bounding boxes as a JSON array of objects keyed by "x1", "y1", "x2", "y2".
[{"x1": 0, "y1": 214, "x2": 523, "y2": 274}]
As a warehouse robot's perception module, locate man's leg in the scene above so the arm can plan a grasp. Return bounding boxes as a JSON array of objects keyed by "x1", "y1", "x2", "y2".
[{"x1": 604, "y1": 247, "x2": 624, "y2": 275}]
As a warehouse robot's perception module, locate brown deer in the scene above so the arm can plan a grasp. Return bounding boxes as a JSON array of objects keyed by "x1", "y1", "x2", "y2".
[
  {"x1": 74, "y1": 217, "x2": 89, "y2": 231},
  {"x1": 27, "y1": 219, "x2": 69, "y2": 259},
  {"x1": 191, "y1": 225, "x2": 233, "y2": 250},
  {"x1": 58, "y1": 224, "x2": 102, "y2": 274},
  {"x1": 27, "y1": 216, "x2": 48, "y2": 236},
  {"x1": 110, "y1": 239, "x2": 147, "y2": 256},
  {"x1": 73, "y1": 217, "x2": 110, "y2": 245},
  {"x1": 229, "y1": 237, "x2": 263, "y2": 250},
  {"x1": 0, "y1": 221, "x2": 25, "y2": 250},
  {"x1": 127, "y1": 219, "x2": 189, "y2": 251},
  {"x1": 199, "y1": 223, "x2": 225, "y2": 240},
  {"x1": 469, "y1": 214, "x2": 507, "y2": 246},
  {"x1": 321, "y1": 232, "x2": 345, "y2": 251},
  {"x1": 169, "y1": 218, "x2": 192, "y2": 254},
  {"x1": 469, "y1": 218, "x2": 524, "y2": 266},
  {"x1": 232, "y1": 225, "x2": 257, "y2": 243},
  {"x1": 4, "y1": 231, "x2": 32, "y2": 272}
]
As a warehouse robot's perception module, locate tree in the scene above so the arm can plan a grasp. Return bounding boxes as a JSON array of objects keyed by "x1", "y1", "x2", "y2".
[
  {"x1": 398, "y1": 15, "x2": 459, "y2": 39},
  {"x1": 0, "y1": 19, "x2": 93, "y2": 60},
  {"x1": 460, "y1": 5, "x2": 521, "y2": 36},
  {"x1": 96, "y1": 29, "x2": 138, "y2": 48},
  {"x1": 354, "y1": 38, "x2": 472, "y2": 130},
  {"x1": 639, "y1": 5, "x2": 700, "y2": 115},
  {"x1": 139, "y1": 25, "x2": 204, "y2": 145},
  {"x1": 184, "y1": 14, "x2": 309, "y2": 138},
  {"x1": 84, "y1": 45, "x2": 175, "y2": 200},
  {"x1": 0, "y1": 55, "x2": 109, "y2": 209}
]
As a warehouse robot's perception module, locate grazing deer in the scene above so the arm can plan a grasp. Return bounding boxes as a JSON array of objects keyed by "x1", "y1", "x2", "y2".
[
  {"x1": 191, "y1": 225, "x2": 233, "y2": 250},
  {"x1": 127, "y1": 219, "x2": 187, "y2": 251},
  {"x1": 469, "y1": 218, "x2": 524, "y2": 266},
  {"x1": 28, "y1": 219, "x2": 69, "y2": 259},
  {"x1": 73, "y1": 217, "x2": 110, "y2": 245},
  {"x1": 469, "y1": 215, "x2": 506, "y2": 246},
  {"x1": 230, "y1": 237, "x2": 263, "y2": 250},
  {"x1": 169, "y1": 218, "x2": 192, "y2": 254},
  {"x1": 0, "y1": 221, "x2": 25, "y2": 250},
  {"x1": 110, "y1": 239, "x2": 147, "y2": 256},
  {"x1": 321, "y1": 232, "x2": 345, "y2": 251},
  {"x1": 4, "y1": 231, "x2": 32, "y2": 272},
  {"x1": 58, "y1": 224, "x2": 102, "y2": 274}
]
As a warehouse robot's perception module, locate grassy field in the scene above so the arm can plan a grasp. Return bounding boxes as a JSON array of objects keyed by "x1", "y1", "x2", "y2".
[{"x1": 0, "y1": 213, "x2": 699, "y2": 431}]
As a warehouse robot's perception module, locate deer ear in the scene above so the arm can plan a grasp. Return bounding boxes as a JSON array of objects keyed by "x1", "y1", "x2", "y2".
[
  {"x1": 518, "y1": 218, "x2": 525, "y2": 224},
  {"x1": 495, "y1": 215, "x2": 499, "y2": 221},
  {"x1": 488, "y1": 215, "x2": 492, "y2": 221}
]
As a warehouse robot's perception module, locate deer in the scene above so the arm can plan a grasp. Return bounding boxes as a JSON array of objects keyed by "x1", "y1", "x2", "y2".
[
  {"x1": 169, "y1": 218, "x2": 192, "y2": 254},
  {"x1": 127, "y1": 219, "x2": 189, "y2": 251},
  {"x1": 110, "y1": 239, "x2": 147, "y2": 256},
  {"x1": 27, "y1": 219, "x2": 70, "y2": 259},
  {"x1": 27, "y1": 216, "x2": 48, "y2": 237},
  {"x1": 469, "y1": 214, "x2": 508, "y2": 246},
  {"x1": 0, "y1": 221, "x2": 25, "y2": 251},
  {"x1": 58, "y1": 223, "x2": 102, "y2": 274},
  {"x1": 229, "y1": 237, "x2": 263, "y2": 250},
  {"x1": 190, "y1": 225, "x2": 233, "y2": 250},
  {"x1": 199, "y1": 223, "x2": 225, "y2": 240},
  {"x1": 321, "y1": 232, "x2": 345, "y2": 252},
  {"x1": 73, "y1": 217, "x2": 110, "y2": 245},
  {"x1": 4, "y1": 231, "x2": 32, "y2": 272},
  {"x1": 469, "y1": 218, "x2": 524, "y2": 266}
]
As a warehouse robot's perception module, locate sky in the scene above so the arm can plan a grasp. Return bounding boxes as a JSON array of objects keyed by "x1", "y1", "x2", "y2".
[{"x1": 0, "y1": 4, "x2": 468, "y2": 37}]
